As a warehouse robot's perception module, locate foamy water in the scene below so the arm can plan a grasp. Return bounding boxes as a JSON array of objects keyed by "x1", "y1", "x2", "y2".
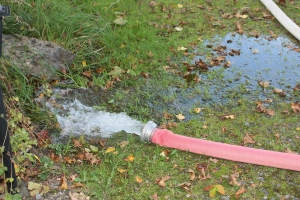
[{"x1": 47, "y1": 99, "x2": 144, "y2": 138}]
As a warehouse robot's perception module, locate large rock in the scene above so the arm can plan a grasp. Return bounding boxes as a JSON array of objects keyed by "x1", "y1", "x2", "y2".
[{"x1": 2, "y1": 34, "x2": 75, "y2": 79}]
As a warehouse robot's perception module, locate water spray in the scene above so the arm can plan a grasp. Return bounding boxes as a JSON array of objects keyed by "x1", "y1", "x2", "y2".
[{"x1": 141, "y1": 121, "x2": 300, "y2": 171}]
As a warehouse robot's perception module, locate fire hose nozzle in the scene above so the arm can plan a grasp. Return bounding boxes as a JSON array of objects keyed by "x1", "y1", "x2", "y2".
[{"x1": 140, "y1": 121, "x2": 157, "y2": 142}]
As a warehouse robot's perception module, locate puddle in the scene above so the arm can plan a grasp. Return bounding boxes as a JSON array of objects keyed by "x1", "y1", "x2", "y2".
[
  {"x1": 193, "y1": 33, "x2": 300, "y2": 89},
  {"x1": 47, "y1": 34, "x2": 300, "y2": 137}
]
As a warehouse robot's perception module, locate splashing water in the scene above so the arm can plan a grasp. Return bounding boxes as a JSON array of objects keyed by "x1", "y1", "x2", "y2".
[{"x1": 48, "y1": 99, "x2": 144, "y2": 138}]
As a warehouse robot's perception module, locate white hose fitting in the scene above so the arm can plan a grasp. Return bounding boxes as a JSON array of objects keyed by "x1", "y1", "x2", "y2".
[
  {"x1": 260, "y1": 0, "x2": 300, "y2": 41},
  {"x1": 140, "y1": 121, "x2": 157, "y2": 142}
]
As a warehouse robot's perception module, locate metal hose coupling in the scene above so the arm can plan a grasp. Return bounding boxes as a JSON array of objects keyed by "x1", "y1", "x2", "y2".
[{"x1": 140, "y1": 121, "x2": 157, "y2": 142}]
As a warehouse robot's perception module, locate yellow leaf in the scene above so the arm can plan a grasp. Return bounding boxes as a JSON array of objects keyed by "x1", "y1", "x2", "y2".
[
  {"x1": 224, "y1": 115, "x2": 235, "y2": 119},
  {"x1": 34, "y1": 155, "x2": 41, "y2": 162},
  {"x1": 176, "y1": 113, "x2": 185, "y2": 121},
  {"x1": 82, "y1": 60, "x2": 87, "y2": 67},
  {"x1": 178, "y1": 4, "x2": 183, "y2": 8},
  {"x1": 135, "y1": 176, "x2": 143, "y2": 184},
  {"x1": 13, "y1": 97, "x2": 19, "y2": 102},
  {"x1": 177, "y1": 46, "x2": 187, "y2": 51},
  {"x1": 120, "y1": 43, "x2": 125, "y2": 48},
  {"x1": 105, "y1": 147, "x2": 116, "y2": 153},
  {"x1": 296, "y1": 127, "x2": 300, "y2": 131},
  {"x1": 194, "y1": 108, "x2": 201, "y2": 113},
  {"x1": 216, "y1": 184, "x2": 225, "y2": 195},
  {"x1": 117, "y1": 169, "x2": 127, "y2": 173},
  {"x1": 124, "y1": 154, "x2": 134, "y2": 162}
]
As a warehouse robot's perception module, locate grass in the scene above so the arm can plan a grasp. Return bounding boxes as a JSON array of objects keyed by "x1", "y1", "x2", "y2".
[{"x1": 1, "y1": 0, "x2": 300, "y2": 199}]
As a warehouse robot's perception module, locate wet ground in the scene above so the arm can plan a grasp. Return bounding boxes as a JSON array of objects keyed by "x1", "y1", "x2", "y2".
[{"x1": 48, "y1": 34, "x2": 300, "y2": 134}]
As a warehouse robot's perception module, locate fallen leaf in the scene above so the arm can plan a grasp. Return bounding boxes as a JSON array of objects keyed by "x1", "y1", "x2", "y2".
[
  {"x1": 82, "y1": 60, "x2": 87, "y2": 67},
  {"x1": 175, "y1": 27, "x2": 183, "y2": 31},
  {"x1": 230, "y1": 173, "x2": 241, "y2": 186},
  {"x1": 124, "y1": 154, "x2": 134, "y2": 162},
  {"x1": 147, "y1": 51, "x2": 154, "y2": 58},
  {"x1": 273, "y1": 88, "x2": 286, "y2": 97},
  {"x1": 177, "y1": 4, "x2": 183, "y2": 8},
  {"x1": 236, "y1": 21, "x2": 243, "y2": 34},
  {"x1": 109, "y1": 66, "x2": 125, "y2": 76},
  {"x1": 284, "y1": 148, "x2": 295, "y2": 154},
  {"x1": 219, "y1": 114, "x2": 235, "y2": 120},
  {"x1": 265, "y1": 109, "x2": 275, "y2": 117},
  {"x1": 258, "y1": 81, "x2": 270, "y2": 88},
  {"x1": 296, "y1": 127, "x2": 300, "y2": 131},
  {"x1": 177, "y1": 182, "x2": 191, "y2": 191},
  {"x1": 163, "y1": 112, "x2": 173, "y2": 119},
  {"x1": 235, "y1": 186, "x2": 247, "y2": 198},
  {"x1": 73, "y1": 139, "x2": 82, "y2": 148},
  {"x1": 90, "y1": 145, "x2": 98, "y2": 153},
  {"x1": 293, "y1": 48, "x2": 300, "y2": 52},
  {"x1": 243, "y1": 134, "x2": 255, "y2": 145},
  {"x1": 118, "y1": 140, "x2": 129, "y2": 148},
  {"x1": 262, "y1": 11, "x2": 272, "y2": 19},
  {"x1": 235, "y1": 12, "x2": 248, "y2": 19},
  {"x1": 291, "y1": 102, "x2": 300, "y2": 114},
  {"x1": 150, "y1": 193, "x2": 159, "y2": 200},
  {"x1": 187, "y1": 168, "x2": 195, "y2": 181},
  {"x1": 105, "y1": 147, "x2": 116, "y2": 153},
  {"x1": 176, "y1": 113, "x2": 185, "y2": 121},
  {"x1": 69, "y1": 191, "x2": 90, "y2": 200},
  {"x1": 215, "y1": 184, "x2": 225, "y2": 195},
  {"x1": 177, "y1": 46, "x2": 187, "y2": 51},
  {"x1": 113, "y1": 17, "x2": 128, "y2": 25},
  {"x1": 117, "y1": 169, "x2": 127, "y2": 173},
  {"x1": 85, "y1": 152, "x2": 101, "y2": 165},
  {"x1": 28, "y1": 182, "x2": 50, "y2": 197},
  {"x1": 156, "y1": 175, "x2": 171, "y2": 187},
  {"x1": 160, "y1": 149, "x2": 170, "y2": 157},
  {"x1": 135, "y1": 176, "x2": 143, "y2": 184},
  {"x1": 60, "y1": 175, "x2": 68, "y2": 189},
  {"x1": 253, "y1": 49, "x2": 259, "y2": 54},
  {"x1": 194, "y1": 108, "x2": 201, "y2": 113},
  {"x1": 209, "y1": 158, "x2": 218, "y2": 163}
]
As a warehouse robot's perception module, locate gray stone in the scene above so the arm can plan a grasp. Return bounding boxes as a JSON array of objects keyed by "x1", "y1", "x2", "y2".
[{"x1": 2, "y1": 34, "x2": 75, "y2": 80}]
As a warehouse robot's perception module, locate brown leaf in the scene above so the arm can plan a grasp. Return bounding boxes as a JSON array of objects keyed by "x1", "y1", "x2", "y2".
[
  {"x1": 265, "y1": 109, "x2": 275, "y2": 117},
  {"x1": 291, "y1": 102, "x2": 300, "y2": 114},
  {"x1": 60, "y1": 175, "x2": 68, "y2": 189},
  {"x1": 243, "y1": 134, "x2": 255, "y2": 145},
  {"x1": 235, "y1": 186, "x2": 247, "y2": 198},
  {"x1": 273, "y1": 88, "x2": 286, "y2": 97},
  {"x1": 230, "y1": 173, "x2": 241, "y2": 186},
  {"x1": 156, "y1": 175, "x2": 171, "y2": 187},
  {"x1": 85, "y1": 152, "x2": 101, "y2": 165},
  {"x1": 73, "y1": 139, "x2": 82, "y2": 148},
  {"x1": 81, "y1": 71, "x2": 92, "y2": 78},
  {"x1": 177, "y1": 182, "x2": 191, "y2": 191},
  {"x1": 293, "y1": 48, "x2": 300, "y2": 52},
  {"x1": 163, "y1": 112, "x2": 173, "y2": 120},
  {"x1": 294, "y1": 84, "x2": 300, "y2": 91},
  {"x1": 69, "y1": 191, "x2": 90, "y2": 200},
  {"x1": 187, "y1": 168, "x2": 196, "y2": 181},
  {"x1": 236, "y1": 21, "x2": 243, "y2": 34},
  {"x1": 150, "y1": 193, "x2": 159, "y2": 200},
  {"x1": 219, "y1": 114, "x2": 235, "y2": 120},
  {"x1": 147, "y1": 51, "x2": 154, "y2": 58}
]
